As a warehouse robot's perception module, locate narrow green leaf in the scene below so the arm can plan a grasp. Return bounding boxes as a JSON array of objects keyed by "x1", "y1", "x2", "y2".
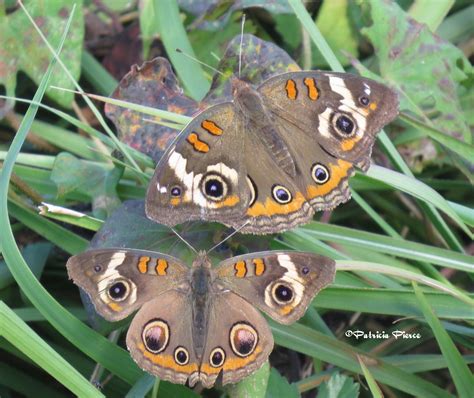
[
  {"x1": 81, "y1": 50, "x2": 118, "y2": 96},
  {"x1": 316, "y1": 287, "x2": 473, "y2": 320},
  {"x1": 408, "y1": 0, "x2": 454, "y2": 31},
  {"x1": 8, "y1": 199, "x2": 88, "y2": 255},
  {"x1": 288, "y1": 224, "x2": 474, "y2": 272},
  {"x1": 0, "y1": 301, "x2": 102, "y2": 397},
  {"x1": 0, "y1": 362, "x2": 64, "y2": 398},
  {"x1": 384, "y1": 354, "x2": 474, "y2": 373},
  {"x1": 399, "y1": 113, "x2": 474, "y2": 167},
  {"x1": 358, "y1": 355, "x2": 383, "y2": 398},
  {"x1": 413, "y1": 283, "x2": 474, "y2": 398},
  {"x1": 153, "y1": 0, "x2": 209, "y2": 100},
  {"x1": 273, "y1": 322, "x2": 452, "y2": 397},
  {"x1": 0, "y1": 8, "x2": 144, "y2": 385}
]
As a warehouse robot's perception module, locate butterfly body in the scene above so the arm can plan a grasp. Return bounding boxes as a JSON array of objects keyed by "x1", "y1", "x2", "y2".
[
  {"x1": 146, "y1": 71, "x2": 399, "y2": 234},
  {"x1": 67, "y1": 248, "x2": 335, "y2": 387}
]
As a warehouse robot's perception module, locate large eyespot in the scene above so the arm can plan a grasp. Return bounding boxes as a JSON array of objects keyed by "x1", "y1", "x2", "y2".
[
  {"x1": 311, "y1": 163, "x2": 330, "y2": 184},
  {"x1": 174, "y1": 346, "x2": 189, "y2": 365},
  {"x1": 170, "y1": 186, "x2": 181, "y2": 197},
  {"x1": 107, "y1": 280, "x2": 130, "y2": 301},
  {"x1": 359, "y1": 96, "x2": 370, "y2": 106},
  {"x1": 272, "y1": 185, "x2": 292, "y2": 204},
  {"x1": 142, "y1": 319, "x2": 170, "y2": 354},
  {"x1": 229, "y1": 322, "x2": 258, "y2": 357},
  {"x1": 332, "y1": 113, "x2": 356, "y2": 136},
  {"x1": 209, "y1": 347, "x2": 226, "y2": 367},
  {"x1": 272, "y1": 283, "x2": 294, "y2": 304},
  {"x1": 201, "y1": 173, "x2": 228, "y2": 201}
]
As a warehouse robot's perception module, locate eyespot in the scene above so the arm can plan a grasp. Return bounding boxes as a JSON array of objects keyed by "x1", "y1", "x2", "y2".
[
  {"x1": 272, "y1": 185, "x2": 292, "y2": 204},
  {"x1": 170, "y1": 186, "x2": 181, "y2": 197},
  {"x1": 93, "y1": 265, "x2": 102, "y2": 273},
  {"x1": 302, "y1": 266, "x2": 310, "y2": 275},
  {"x1": 332, "y1": 113, "x2": 356, "y2": 137},
  {"x1": 272, "y1": 283, "x2": 294, "y2": 304},
  {"x1": 359, "y1": 96, "x2": 370, "y2": 106},
  {"x1": 174, "y1": 346, "x2": 189, "y2": 365},
  {"x1": 229, "y1": 322, "x2": 258, "y2": 357},
  {"x1": 336, "y1": 115, "x2": 354, "y2": 135},
  {"x1": 201, "y1": 173, "x2": 228, "y2": 201},
  {"x1": 209, "y1": 347, "x2": 226, "y2": 367},
  {"x1": 107, "y1": 280, "x2": 130, "y2": 301},
  {"x1": 311, "y1": 163, "x2": 330, "y2": 184},
  {"x1": 142, "y1": 319, "x2": 170, "y2": 354}
]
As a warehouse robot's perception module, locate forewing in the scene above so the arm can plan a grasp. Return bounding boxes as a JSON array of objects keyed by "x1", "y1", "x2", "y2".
[
  {"x1": 146, "y1": 102, "x2": 251, "y2": 228},
  {"x1": 66, "y1": 249, "x2": 188, "y2": 321},
  {"x1": 216, "y1": 251, "x2": 336, "y2": 324}
]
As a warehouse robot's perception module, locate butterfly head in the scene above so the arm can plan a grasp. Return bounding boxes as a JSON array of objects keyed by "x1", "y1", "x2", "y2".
[{"x1": 192, "y1": 251, "x2": 212, "y2": 269}]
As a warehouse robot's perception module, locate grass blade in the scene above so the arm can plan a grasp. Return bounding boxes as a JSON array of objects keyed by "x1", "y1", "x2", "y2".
[
  {"x1": 413, "y1": 283, "x2": 474, "y2": 398},
  {"x1": 0, "y1": 302, "x2": 103, "y2": 397}
]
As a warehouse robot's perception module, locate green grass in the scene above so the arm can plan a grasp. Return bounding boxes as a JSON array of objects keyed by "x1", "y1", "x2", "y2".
[{"x1": 0, "y1": 1, "x2": 472, "y2": 397}]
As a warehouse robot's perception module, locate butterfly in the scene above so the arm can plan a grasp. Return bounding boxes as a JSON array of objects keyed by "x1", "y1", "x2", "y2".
[
  {"x1": 67, "y1": 248, "x2": 335, "y2": 387},
  {"x1": 145, "y1": 46, "x2": 399, "y2": 234}
]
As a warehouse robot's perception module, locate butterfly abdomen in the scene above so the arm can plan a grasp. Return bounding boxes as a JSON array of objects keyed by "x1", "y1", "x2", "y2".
[{"x1": 191, "y1": 265, "x2": 212, "y2": 357}]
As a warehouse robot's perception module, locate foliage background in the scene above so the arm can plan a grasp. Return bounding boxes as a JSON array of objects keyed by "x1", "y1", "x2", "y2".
[{"x1": 0, "y1": 0, "x2": 473, "y2": 397}]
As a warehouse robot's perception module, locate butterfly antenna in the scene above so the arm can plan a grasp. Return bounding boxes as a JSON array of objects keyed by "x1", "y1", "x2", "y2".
[
  {"x1": 207, "y1": 220, "x2": 250, "y2": 254},
  {"x1": 176, "y1": 48, "x2": 224, "y2": 77},
  {"x1": 170, "y1": 226, "x2": 198, "y2": 254},
  {"x1": 238, "y1": 13, "x2": 246, "y2": 78}
]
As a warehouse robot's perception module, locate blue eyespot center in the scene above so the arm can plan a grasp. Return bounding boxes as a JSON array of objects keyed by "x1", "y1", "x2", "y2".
[
  {"x1": 171, "y1": 186, "x2": 181, "y2": 196},
  {"x1": 336, "y1": 115, "x2": 354, "y2": 134},
  {"x1": 311, "y1": 164, "x2": 330, "y2": 184},
  {"x1": 272, "y1": 185, "x2": 292, "y2": 204}
]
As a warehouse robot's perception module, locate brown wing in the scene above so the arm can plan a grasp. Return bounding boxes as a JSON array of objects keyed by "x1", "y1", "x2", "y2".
[
  {"x1": 145, "y1": 102, "x2": 251, "y2": 228},
  {"x1": 198, "y1": 291, "x2": 273, "y2": 388},
  {"x1": 66, "y1": 249, "x2": 188, "y2": 321},
  {"x1": 256, "y1": 71, "x2": 399, "y2": 210},
  {"x1": 258, "y1": 71, "x2": 399, "y2": 170},
  {"x1": 215, "y1": 251, "x2": 336, "y2": 324},
  {"x1": 126, "y1": 291, "x2": 201, "y2": 386}
]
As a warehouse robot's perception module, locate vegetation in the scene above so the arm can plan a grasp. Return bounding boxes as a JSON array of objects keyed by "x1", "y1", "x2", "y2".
[{"x1": 0, "y1": 1, "x2": 472, "y2": 397}]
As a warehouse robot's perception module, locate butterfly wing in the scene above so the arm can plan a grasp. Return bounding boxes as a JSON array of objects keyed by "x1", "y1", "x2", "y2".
[
  {"x1": 126, "y1": 290, "x2": 202, "y2": 386},
  {"x1": 66, "y1": 249, "x2": 188, "y2": 321},
  {"x1": 256, "y1": 71, "x2": 399, "y2": 210},
  {"x1": 146, "y1": 102, "x2": 251, "y2": 228},
  {"x1": 198, "y1": 291, "x2": 273, "y2": 388},
  {"x1": 258, "y1": 71, "x2": 399, "y2": 170},
  {"x1": 215, "y1": 251, "x2": 335, "y2": 324}
]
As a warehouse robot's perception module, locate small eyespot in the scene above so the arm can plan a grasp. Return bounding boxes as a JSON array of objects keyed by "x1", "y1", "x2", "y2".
[
  {"x1": 107, "y1": 280, "x2": 130, "y2": 301},
  {"x1": 174, "y1": 346, "x2": 189, "y2": 365},
  {"x1": 272, "y1": 283, "x2": 294, "y2": 304},
  {"x1": 335, "y1": 115, "x2": 354, "y2": 135},
  {"x1": 142, "y1": 319, "x2": 169, "y2": 354},
  {"x1": 311, "y1": 163, "x2": 330, "y2": 184},
  {"x1": 230, "y1": 322, "x2": 258, "y2": 357},
  {"x1": 93, "y1": 265, "x2": 102, "y2": 273},
  {"x1": 272, "y1": 185, "x2": 292, "y2": 204},
  {"x1": 170, "y1": 186, "x2": 181, "y2": 197},
  {"x1": 302, "y1": 266, "x2": 310, "y2": 275},
  {"x1": 201, "y1": 173, "x2": 228, "y2": 201},
  {"x1": 359, "y1": 96, "x2": 370, "y2": 106},
  {"x1": 209, "y1": 347, "x2": 226, "y2": 367}
]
